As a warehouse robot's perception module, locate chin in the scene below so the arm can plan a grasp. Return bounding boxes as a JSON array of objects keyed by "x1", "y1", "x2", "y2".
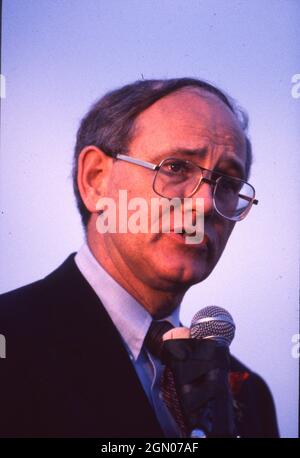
[
  {"x1": 179, "y1": 265, "x2": 212, "y2": 286},
  {"x1": 154, "y1": 257, "x2": 212, "y2": 289}
]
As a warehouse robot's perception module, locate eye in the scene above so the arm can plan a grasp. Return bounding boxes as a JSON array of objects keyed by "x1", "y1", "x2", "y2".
[
  {"x1": 218, "y1": 176, "x2": 241, "y2": 194},
  {"x1": 170, "y1": 161, "x2": 186, "y2": 173},
  {"x1": 162, "y1": 159, "x2": 191, "y2": 175}
]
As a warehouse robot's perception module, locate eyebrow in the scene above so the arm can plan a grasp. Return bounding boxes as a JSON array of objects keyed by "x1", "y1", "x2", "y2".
[
  {"x1": 154, "y1": 147, "x2": 208, "y2": 163},
  {"x1": 153, "y1": 147, "x2": 246, "y2": 180},
  {"x1": 214, "y1": 161, "x2": 246, "y2": 180}
]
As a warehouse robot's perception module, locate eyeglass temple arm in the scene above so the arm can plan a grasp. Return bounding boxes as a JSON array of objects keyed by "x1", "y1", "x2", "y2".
[
  {"x1": 116, "y1": 153, "x2": 158, "y2": 171},
  {"x1": 240, "y1": 195, "x2": 259, "y2": 205},
  {"x1": 202, "y1": 177, "x2": 258, "y2": 206}
]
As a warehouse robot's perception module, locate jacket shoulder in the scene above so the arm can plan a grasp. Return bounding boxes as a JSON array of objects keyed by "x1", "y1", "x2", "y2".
[
  {"x1": 230, "y1": 354, "x2": 279, "y2": 437},
  {"x1": 0, "y1": 254, "x2": 77, "y2": 333}
]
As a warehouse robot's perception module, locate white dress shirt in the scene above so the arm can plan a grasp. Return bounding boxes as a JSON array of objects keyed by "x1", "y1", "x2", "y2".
[{"x1": 75, "y1": 243, "x2": 182, "y2": 437}]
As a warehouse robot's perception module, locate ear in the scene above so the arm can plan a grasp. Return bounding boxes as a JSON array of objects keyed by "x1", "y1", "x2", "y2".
[{"x1": 77, "y1": 146, "x2": 113, "y2": 213}]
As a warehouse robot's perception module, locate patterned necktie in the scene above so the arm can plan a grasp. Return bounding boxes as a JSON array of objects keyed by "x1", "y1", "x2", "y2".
[{"x1": 144, "y1": 320, "x2": 188, "y2": 437}]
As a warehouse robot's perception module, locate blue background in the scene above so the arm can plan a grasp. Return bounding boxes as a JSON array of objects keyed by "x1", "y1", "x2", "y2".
[{"x1": 1, "y1": 0, "x2": 299, "y2": 437}]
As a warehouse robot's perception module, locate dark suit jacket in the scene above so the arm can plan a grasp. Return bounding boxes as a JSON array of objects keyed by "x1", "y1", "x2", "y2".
[{"x1": 0, "y1": 254, "x2": 279, "y2": 437}]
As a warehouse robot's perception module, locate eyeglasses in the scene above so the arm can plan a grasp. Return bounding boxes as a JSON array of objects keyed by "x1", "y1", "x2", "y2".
[{"x1": 115, "y1": 154, "x2": 258, "y2": 222}]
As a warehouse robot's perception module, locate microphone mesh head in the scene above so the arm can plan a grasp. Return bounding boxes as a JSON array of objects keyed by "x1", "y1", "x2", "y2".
[{"x1": 190, "y1": 305, "x2": 235, "y2": 346}]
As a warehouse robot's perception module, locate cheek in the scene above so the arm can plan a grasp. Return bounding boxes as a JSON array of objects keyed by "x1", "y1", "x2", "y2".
[
  {"x1": 216, "y1": 221, "x2": 235, "y2": 252},
  {"x1": 205, "y1": 218, "x2": 233, "y2": 262},
  {"x1": 108, "y1": 175, "x2": 158, "y2": 230}
]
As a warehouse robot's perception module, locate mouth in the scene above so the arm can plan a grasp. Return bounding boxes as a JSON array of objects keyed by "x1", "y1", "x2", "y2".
[{"x1": 168, "y1": 229, "x2": 210, "y2": 249}]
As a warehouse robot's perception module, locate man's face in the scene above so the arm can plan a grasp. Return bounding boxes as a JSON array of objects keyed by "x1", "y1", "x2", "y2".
[{"x1": 96, "y1": 88, "x2": 247, "y2": 294}]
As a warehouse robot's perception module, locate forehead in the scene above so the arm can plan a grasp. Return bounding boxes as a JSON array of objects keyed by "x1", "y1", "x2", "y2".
[{"x1": 130, "y1": 88, "x2": 247, "y2": 169}]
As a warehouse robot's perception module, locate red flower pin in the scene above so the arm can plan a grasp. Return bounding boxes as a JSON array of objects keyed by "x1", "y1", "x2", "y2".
[{"x1": 229, "y1": 371, "x2": 250, "y2": 396}]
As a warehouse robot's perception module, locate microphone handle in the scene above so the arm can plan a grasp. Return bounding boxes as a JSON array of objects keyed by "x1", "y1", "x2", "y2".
[{"x1": 162, "y1": 338, "x2": 237, "y2": 438}]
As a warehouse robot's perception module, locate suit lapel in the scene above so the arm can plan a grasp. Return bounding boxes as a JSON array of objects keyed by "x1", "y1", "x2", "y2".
[{"x1": 44, "y1": 254, "x2": 163, "y2": 437}]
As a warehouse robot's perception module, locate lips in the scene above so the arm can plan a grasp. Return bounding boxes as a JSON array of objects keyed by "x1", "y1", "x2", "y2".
[
  {"x1": 151, "y1": 225, "x2": 214, "y2": 257},
  {"x1": 169, "y1": 229, "x2": 211, "y2": 248}
]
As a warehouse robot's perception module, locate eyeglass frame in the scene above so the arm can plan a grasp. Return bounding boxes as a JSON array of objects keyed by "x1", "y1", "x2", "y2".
[{"x1": 115, "y1": 153, "x2": 258, "y2": 222}]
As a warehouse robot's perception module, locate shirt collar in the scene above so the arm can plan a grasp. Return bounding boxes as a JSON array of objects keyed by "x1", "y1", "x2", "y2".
[{"x1": 75, "y1": 243, "x2": 181, "y2": 361}]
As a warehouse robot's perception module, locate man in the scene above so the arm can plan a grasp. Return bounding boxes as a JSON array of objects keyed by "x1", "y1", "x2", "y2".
[{"x1": 0, "y1": 78, "x2": 279, "y2": 437}]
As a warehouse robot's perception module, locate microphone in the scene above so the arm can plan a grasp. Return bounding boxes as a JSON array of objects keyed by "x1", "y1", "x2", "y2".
[
  {"x1": 190, "y1": 305, "x2": 235, "y2": 345},
  {"x1": 189, "y1": 305, "x2": 236, "y2": 438},
  {"x1": 161, "y1": 305, "x2": 237, "y2": 438}
]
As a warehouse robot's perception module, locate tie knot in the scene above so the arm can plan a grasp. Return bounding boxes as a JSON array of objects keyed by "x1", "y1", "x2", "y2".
[{"x1": 144, "y1": 320, "x2": 174, "y2": 359}]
